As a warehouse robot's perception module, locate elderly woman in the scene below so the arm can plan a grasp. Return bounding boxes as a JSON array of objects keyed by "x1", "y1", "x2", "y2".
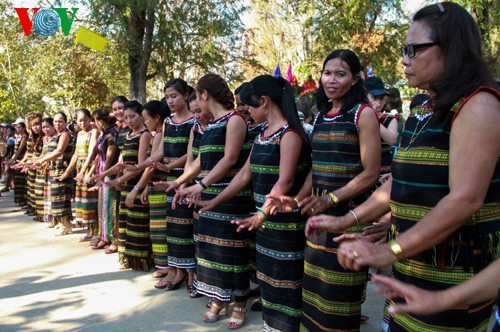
[{"x1": 306, "y1": 2, "x2": 500, "y2": 331}]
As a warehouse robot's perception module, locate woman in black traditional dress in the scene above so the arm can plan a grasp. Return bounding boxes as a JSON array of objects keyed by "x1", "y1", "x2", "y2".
[
  {"x1": 33, "y1": 112, "x2": 74, "y2": 235},
  {"x1": 170, "y1": 74, "x2": 253, "y2": 329},
  {"x1": 95, "y1": 101, "x2": 152, "y2": 271},
  {"x1": 199, "y1": 74, "x2": 312, "y2": 331}
]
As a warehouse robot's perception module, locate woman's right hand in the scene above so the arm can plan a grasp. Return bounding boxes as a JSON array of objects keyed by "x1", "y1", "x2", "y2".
[
  {"x1": 53, "y1": 173, "x2": 67, "y2": 181},
  {"x1": 305, "y1": 214, "x2": 350, "y2": 239},
  {"x1": 265, "y1": 194, "x2": 298, "y2": 215},
  {"x1": 88, "y1": 173, "x2": 105, "y2": 183}
]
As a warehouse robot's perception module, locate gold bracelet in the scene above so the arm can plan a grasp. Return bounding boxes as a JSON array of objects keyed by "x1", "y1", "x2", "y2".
[
  {"x1": 388, "y1": 239, "x2": 404, "y2": 260},
  {"x1": 328, "y1": 192, "x2": 339, "y2": 207}
]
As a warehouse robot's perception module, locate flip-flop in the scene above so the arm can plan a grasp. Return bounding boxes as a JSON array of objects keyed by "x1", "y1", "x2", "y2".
[
  {"x1": 154, "y1": 278, "x2": 172, "y2": 289},
  {"x1": 104, "y1": 247, "x2": 118, "y2": 254}
]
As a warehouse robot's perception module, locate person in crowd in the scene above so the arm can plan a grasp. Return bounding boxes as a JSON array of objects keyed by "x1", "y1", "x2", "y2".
[
  {"x1": 298, "y1": 111, "x2": 313, "y2": 138},
  {"x1": 55, "y1": 109, "x2": 99, "y2": 242},
  {"x1": 198, "y1": 74, "x2": 312, "y2": 331},
  {"x1": 88, "y1": 109, "x2": 119, "y2": 250},
  {"x1": 306, "y1": 3, "x2": 500, "y2": 331},
  {"x1": 33, "y1": 118, "x2": 56, "y2": 223},
  {"x1": 10, "y1": 118, "x2": 28, "y2": 206},
  {"x1": 119, "y1": 100, "x2": 171, "y2": 279},
  {"x1": 15, "y1": 113, "x2": 43, "y2": 217},
  {"x1": 106, "y1": 95, "x2": 129, "y2": 254},
  {"x1": 268, "y1": 49, "x2": 381, "y2": 331},
  {"x1": 93, "y1": 101, "x2": 152, "y2": 271},
  {"x1": 235, "y1": 81, "x2": 266, "y2": 311},
  {"x1": 365, "y1": 76, "x2": 399, "y2": 175},
  {"x1": 166, "y1": 74, "x2": 253, "y2": 329},
  {"x1": 2, "y1": 125, "x2": 17, "y2": 192},
  {"x1": 173, "y1": 91, "x2": 213, "y2": 299},
  {"x1": 33, "y1": 112, "x2": 74, "y2": 235}
]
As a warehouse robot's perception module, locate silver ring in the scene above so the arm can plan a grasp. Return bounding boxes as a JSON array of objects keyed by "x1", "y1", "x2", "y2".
[
  {"x1": 352, "y1": 250, "x2": 359, "y2": 258},
  {"x1": 311, "y1": 207, "x2": 315, "y2": 214}
]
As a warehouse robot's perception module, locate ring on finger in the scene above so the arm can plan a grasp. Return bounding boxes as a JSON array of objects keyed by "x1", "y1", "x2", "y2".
[
  {"x1": 352, "y1": 250, "x2": 359, "y2": 258},
  {"x1": 311, "y1": 207, "x2": 315, "y2": 214}
]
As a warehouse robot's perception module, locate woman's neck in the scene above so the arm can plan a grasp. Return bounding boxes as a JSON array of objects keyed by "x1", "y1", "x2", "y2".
[
  {"x1": 174, "y1": 108, "x2": 191, "y2": 122},
  {"x1": 130, "y1": 125, "x2": 145, "y2": 135}
]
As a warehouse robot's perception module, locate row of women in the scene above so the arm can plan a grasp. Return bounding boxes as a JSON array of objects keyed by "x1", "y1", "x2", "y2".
[{"x1": 8, "y1": 2, "x2": 500, "y2": 331}]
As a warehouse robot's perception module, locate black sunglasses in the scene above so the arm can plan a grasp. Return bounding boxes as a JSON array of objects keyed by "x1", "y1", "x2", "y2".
[{"x1": 401, "y1": 42, "x2": 439, "y2": 58}]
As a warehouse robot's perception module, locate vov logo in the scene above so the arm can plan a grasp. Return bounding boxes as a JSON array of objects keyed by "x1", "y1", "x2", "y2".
[{"x1": 15, "y1": 8, "x2": 79, "y2": 37}]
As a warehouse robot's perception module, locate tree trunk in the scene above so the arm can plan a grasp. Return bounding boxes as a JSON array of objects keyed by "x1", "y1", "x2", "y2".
[{"x1": 127, "y1": 2, "x2": 156, "y2": 103}]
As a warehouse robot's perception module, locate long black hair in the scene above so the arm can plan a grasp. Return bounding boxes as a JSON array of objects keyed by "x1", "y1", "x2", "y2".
[
  {"x1": 413, "y1": 2, "x2": 498, "y2": 118},
  {"x1": 240, "y1": 74, "x2": 311, "y2": 166},
  {"x1": 315, "y1": 49, "x2": 367, "y2": 115}
]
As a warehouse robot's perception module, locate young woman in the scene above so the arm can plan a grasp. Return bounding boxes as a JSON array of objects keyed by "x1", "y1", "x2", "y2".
[
  {"x1": 34, "y1": 118, "x2": 56, "y2": 223},
  {"x1": 163, "y1": 92, "x2": 213, "y2": 298},
  {"x1": 55, "y1": 109, "x2": 99, "y2": 241},
  {"x1": 171, "y1": 74, "x2": 253, "y2": 329},
  {"x1": 94, "y1": 101, "x2": 152, "y2": 270},
  {"x1": 14, "y1": 113, "x2": 43, "y2": 216},
  {"x1": 34, "y1": 112, "x2": 74, "y2": 235},
  {"x1": 199, "y1": 74, "x2": 312, "y2": 331},
  {"x1": 11, "y1": 119, "x2": 28, "y2": 206},
  {"x1": 155, "y1": 79, "x2": 196, "y2": 290},
  {"x1": 270, "y1": 50, "x2": 381, "y2": 331},
  {"x1": 120, "y1": 101, "x2": 169, "y2": 274},
  {"x1": 89, "y1": 109, "x2": 119, "y2": 250}
]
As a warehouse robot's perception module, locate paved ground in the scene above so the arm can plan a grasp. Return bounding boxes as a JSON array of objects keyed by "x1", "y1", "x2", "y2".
[{"x1": 0, "y1": 189, "x2": 387, "y2": 331}]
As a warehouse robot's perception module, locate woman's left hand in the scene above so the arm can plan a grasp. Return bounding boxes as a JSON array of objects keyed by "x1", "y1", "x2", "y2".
[
  {"x1": 305, "y1": 214, "x2": 349, "y2": 239},
  {"x1": 337, "y1": 238, "x2": 396, "y2": 271},
  {"x1": 298, "y1": 195, "x2": 331, "y2": 216},
  {"x1": 104, "y1": 179, "x2": 121, "y2": 190},
  {"x1": 231, "y1": 214, "x2": 262, "y2": 232},
  {"x1": 125, "y1": 190, "x2": 136, "y2": 207}
]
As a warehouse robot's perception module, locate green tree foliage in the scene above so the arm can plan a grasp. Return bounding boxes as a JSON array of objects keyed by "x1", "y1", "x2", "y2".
[
  {"x1": 246, "y1": 0, "x2": 408, "y2": 86},
  {"x1": 0, "y1": 1, "x2": 129, "y2": 123},
  {"x1": 83, "y1": 0, "x2": 250, "y2": 100}
]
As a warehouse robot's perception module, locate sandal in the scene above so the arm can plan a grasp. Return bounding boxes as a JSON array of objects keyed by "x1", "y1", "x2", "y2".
[
  {"x1": 228, "y1": 306, "x2": 247, "y2": 330},
  {"x1": 92, "y1": 240, "x2": 109, "y2": 250},
  {"x1": 154, "y1": 278, "x2": 172, "y2": 289},
  {"x1": 203, "y1": 301, "x2": 228, "y2": 323},
  {"x1": 187, "y1": 285, "x2": 203, "y2": 298},
  {"x1": 79, "y1": 235, "x2": 93, "y2": 242},
  {"x1": 165, "y1": 276, "x2": 186, "y2": 291},
  {"x1": 105, "y1": 244, "x2": 118, "y2": 254}
]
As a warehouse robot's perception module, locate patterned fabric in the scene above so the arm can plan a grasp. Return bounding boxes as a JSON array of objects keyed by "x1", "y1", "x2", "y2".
[
  {"x1": 74, "y1": 130, "x2": 98, "y2": 226},
  {"x1": 194, "y1": 111, "x2": 253, "y2": 302},
  {"x1": 48, "y1": 131, "x2": 73, "y2": 218},
  {"x1": 245, "y1": 121, "x2": 265, "y2": 275},
  {"x1": 26, "y1": 135, "x2": 42, "y2": 211},
  {"x1": 13, "y1": 134, "x2": 27, "y2": 204},
  {"x1": 380, "y1": 114, "x2": 397, "y2": 175},
  {"x1": 190, "y1": 122, "x2": 205, "y2": 239},
  {"x1": 37, "y1": 136, "x2": 52, "y2": 220},
  {"x1": 118, "y1": 129, "x2": 152, "y2": 271},
  {"x1": 383, "y1": 87, "x2": 500, "y2": 332},
  {"x1": 116, "y1": 125, "x2": 130, "y2": 153},
  {"x1": 163, "y1": 116, "x2": 196, "y2": 269},
  {"x1": 250, "y1": 126, "x2": 310, "y2": 332},
  {"x1": 96, "y1": 127, "x2": 118, "y2": 243},
  {"x1": 148, "y1": 132, "x2": 168, "y2": 270},
  {"x1": 301, "y1": 104, "x2": 373, "y2": 332}
]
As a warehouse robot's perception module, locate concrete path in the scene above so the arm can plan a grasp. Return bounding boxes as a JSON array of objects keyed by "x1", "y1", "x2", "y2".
[{"x1": 0, "y1": 190, "x2": 386, "y2": 331}]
